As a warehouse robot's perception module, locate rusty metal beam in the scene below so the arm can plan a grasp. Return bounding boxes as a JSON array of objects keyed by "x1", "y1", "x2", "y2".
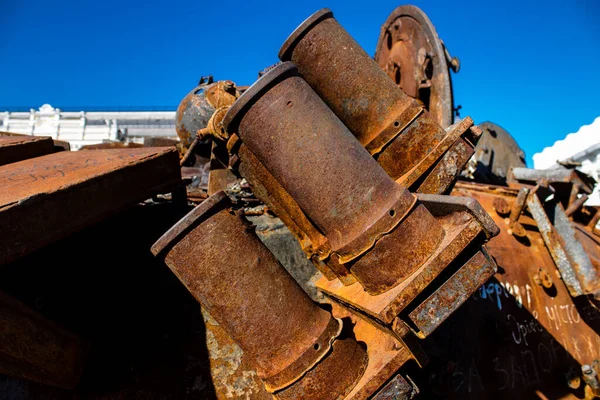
[
  {"x1": 527, "y1": 192, "x2": 600, "y2": 298},
  {"x1": 0, "y1": 136, "x2": 55, "y2": 166},
  {"x1": 0, "y1": 148, "x2": 181, "y2": 265}
]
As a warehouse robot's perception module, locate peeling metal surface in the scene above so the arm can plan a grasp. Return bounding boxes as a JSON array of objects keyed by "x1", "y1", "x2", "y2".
[
  {"x1": 408, "y1": 249, "x2": 496, "y2": 337},
  {"x1": 371, "y1": 374, "x2": 419, "y2": 400},
  {"x1": 316, "y1": 194, "x2": 496, "y2": 336},
  {"x1": 201, "y1": 309, "x2": 271, "y2": 400},
  {"x1": 527, "y1": 192, "x2": 600, "y2": 297}
]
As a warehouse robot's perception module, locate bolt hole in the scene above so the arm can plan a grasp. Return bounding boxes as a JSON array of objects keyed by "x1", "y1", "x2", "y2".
[
  {"x1": 393, "y1": 121, "x2": 400, "y2": 128},
  {"x1": 313, "y1": 343, "x2": 320, "y2": 351},
  {"x1": 394, "y1": 68, "x2": 401, "y2": 85},
  {"x1": 389, "y1": 209, "x2": 396, "y2": 217},
  {"x1": 287, "y1": 101, "x2": 293, "y2": 108}
]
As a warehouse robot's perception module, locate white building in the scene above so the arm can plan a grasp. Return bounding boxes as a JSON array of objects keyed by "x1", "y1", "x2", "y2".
[
  {"x1": 1, "y1": 104, "x2": 177, "y2": 150},
  {"x1": 533, "y1": 117, "x2": 600, "y2": 205}
]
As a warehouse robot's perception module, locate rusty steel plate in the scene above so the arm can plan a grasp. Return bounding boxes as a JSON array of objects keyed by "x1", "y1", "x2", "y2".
[
  {"x1": 415, "y1": 181, "x2": 600, "y2": 399},
  {"x1": 407, "y1": 248, "x2": 496, "y2": 337},
  {"x1": 374, "y1": 5, "x2": 454, "y2": 128},
  {"x1": 0, "y1": 135, "x2": 55, "y2": 166},
  {"x1": 1, "y1": 131, "x2": 70, "y2": 153},
  {"x1": 0, "y1": 148, "x2": 181, "y2": 265},
  {"x1": 0, "y1": 290, "x2": 86, "y2": 389},
  {"x1": 330, "y1": 303, "x2": 416, "y2": 400}
]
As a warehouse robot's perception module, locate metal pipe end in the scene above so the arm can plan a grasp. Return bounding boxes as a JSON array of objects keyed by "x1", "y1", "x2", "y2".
[
  {"x1": 278, "y1": 8, "x2": 334, "y2": 61},
  {"x1": 222, "y1": 62, "x2": 298, "y2": 135},
  {"x1": 151, "y1": 191, "x2": 231, "y2": 257}
]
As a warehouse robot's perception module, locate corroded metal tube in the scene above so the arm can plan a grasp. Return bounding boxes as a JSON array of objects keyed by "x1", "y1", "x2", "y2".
[
  {"x1": 151, "y1": 192, "x2": 366, "y2": 396},
  {"x1": 279, "y1": 9, "x2": 453, "y2": 184},
  {"x1": 223, "y1": 62, "x2": 445, "y2": 294}
]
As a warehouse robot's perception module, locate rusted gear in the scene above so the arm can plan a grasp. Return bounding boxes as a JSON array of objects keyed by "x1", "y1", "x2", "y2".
[{"x1": 374, "y1": 5, "x2": 456, "y2": 128}]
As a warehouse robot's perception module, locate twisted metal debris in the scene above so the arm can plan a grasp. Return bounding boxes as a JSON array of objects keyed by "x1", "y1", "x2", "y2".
[{"x1": 0, "y1": 4, "x2": 598, "y2": 400}]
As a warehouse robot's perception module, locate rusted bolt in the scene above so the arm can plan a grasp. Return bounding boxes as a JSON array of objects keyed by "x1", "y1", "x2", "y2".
[
  {"x1": 509, "y1": 187, "x2": 530, "y2": 224},
  {"x1": 534, "y1": 268, "x2": 553, "y2": 288},
  {"x1": 492, "y1": 198, "x2": 510, "y2": 216},
  {"x1": 508, "y1": 221, "x2": 527, "y2": 238}
]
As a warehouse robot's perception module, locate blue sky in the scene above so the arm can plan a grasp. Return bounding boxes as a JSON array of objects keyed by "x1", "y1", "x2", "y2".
[{"x1": 1, "y1": 0, "x2": 598, "y2": 165}]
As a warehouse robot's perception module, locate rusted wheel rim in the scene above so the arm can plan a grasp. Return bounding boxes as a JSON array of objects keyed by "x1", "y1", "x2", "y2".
[{"x1": 374, "y1": 5, "x2": 454, "y2": 128}]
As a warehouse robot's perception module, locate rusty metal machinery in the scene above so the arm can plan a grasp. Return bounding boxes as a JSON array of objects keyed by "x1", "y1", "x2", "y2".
[
  {"x1": 0, "y1": 148, "x2": 182, "y2": 265},
  {"x1": 462, "y1": 122, "x2": 527, "y2": 184},
  {"x1": 372, "y1": 8, "x2": 528, "y2": 189},
  {"x1": 374, "y1": 5, "x2": 458, "y2": 129},
  {"x1": 214, "y1": 52, "x2": 498, "y2": 395},
  {"x1": 152, "y1": 192, "x2": 368, "y2": 399},
  {"x1": 1, "y1": 3, "x2": 599, "y2": 400},
  {"x1": 223, "y1": 60, "x2": 497, "y2": 324},
  {"x1": 412, "y1": 181, "x2": 600, "y2": 399},
  {"x1": 279, "y1": 9, "x2": 480, "y2": 196},
  {"x1": 176, "y1": 77, "x2": 243, "y2": 199}
]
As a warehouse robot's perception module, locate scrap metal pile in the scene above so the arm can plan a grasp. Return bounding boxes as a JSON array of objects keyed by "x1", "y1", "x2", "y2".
[{"x1": 1, "y1": 6, "x2": 599, "y2": 400}]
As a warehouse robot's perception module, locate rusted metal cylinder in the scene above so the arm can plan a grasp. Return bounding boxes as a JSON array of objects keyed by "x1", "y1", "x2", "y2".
[
  {"x1": 279, "y1": 9, "x2": 450, "y2": 182},
  {"x1": 151, "y1": 192, "x2": 366, "y2": 396},
  {"x1": 223, "y1": 62, "x2": 445, "y2": 294},
  {"x1": 280, "y1": 9, "x2": 418, "y2": 146}
]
